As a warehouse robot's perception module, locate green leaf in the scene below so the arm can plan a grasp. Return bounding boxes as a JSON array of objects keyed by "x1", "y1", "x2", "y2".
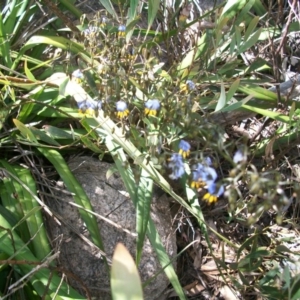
[
  {"x1": 238, "y1": 85, "x2": 277, "y2": 101},
  {"x1": 16, "y1": 167, "x2": 51, "y2": 259},
  {"x1": 226, "y1": 78, "x2": 240, "y2": 102},
  {"x1": 126, "y1": 16, "x2": 141, "y2": 42},
  {"x1": 25, "y1": 35, "x2": 87, "y2": 54},
  {"x1": 275, "y1": 245, "x2": 294, "y2": 253},
  {"x1": 59, "y1": 0, "x2": 83, "y2": 19},
  {"x1": 242, "y1": 104, "x2": 291, "y2": 123},
  {"x1": 30, "y1": 127, "x2": 61, "y2": 146},
  {"x1": 215, "y1": 80, "x2": 226, "y2": 111},
  {"x1": 291, "y1": 275, "x2": 300, "y2": 300},
  {"x1": 244, "y1": 16, "x2": 259, "y2": 41},
  {"x1": 148, "y1": 0, "x2": 160, "y2": 30},
  {"x1": 0, "y1": 213, "x2": 85, "y2": 299},
  {"x1": 239, "y1": 28, "x2": 262, "y2": 54},
  {"x1": 24, "y1": 59, "x2": 36, "y2": 81},
  {"x1": 98, "y1": 0, "x2": 118, "y2": 20},
  {"x1": 135, "y1": 168, "x2": 153, "y2": 264},
  {"x1": 0, "y1": 162, "x2": 31, "y2": 243},
  {"x1": 288, "y1": 21, "x2": 300, "y2": 33},
  {"x1": 13, "y1": 118, "x2": 38, "y2": 143},
  {"x1": 235, "y1": 25, "x2": 242, "y2": 48},
  {"x1": 128, "y1": 0, "x2": 139, "y2": 23},
  {"x1": 177, "y1": 49, "x2": 195, "y2": 77},
  {"x1": 252, "y1": 0, "x2": 267, "y2": 17},
  {"x1": 221, "y1": 0, "x2": 248, "y2": 20},
  {"x1": 81, "y1": 136, "x2": 103, "y2": 153},
  {"x1": 234, "y1": 0, "x2": 255, "y2": 26},
  {"x1": 2, "y1": 0, "x2": 20, "y2": 32},
  {"x1": 0, "y1": 205, "x2": 18, "y2": 228},
  {"x1": 111, "y1": 243, "x2": 144, "y2": 300},
  {"x1": 37, "y1": 148, "x2": 106, "y2": 254},
  {"x1": 283, "y1": 266, "x2": 291, "y2": 290},
  {"x1": 178, "y1": 33, "x2": 209, "y2": 77},
  {"x1": 0, "y1": 13, "x2": 12, "y2": 68},
  {"x1": 184, "y1": 181, "x2": 208, "y2": 240},
  {"x1": 12, "y1": 36, "x2": 89, "y2": 71},
  {"x1": 0, "y1": 162, "x2": 51, "y2": 260},
  {"x1": 237, "y1": 235, "x2": 256, "y2": 260},
  {"x1": 238, "y1": 270, "x2": 250, "y2": 286},
  {"x1": 43, "y1": 125, "x2": 79, "y2": 140},
  {"x1": 146, "y1": 218, "x2": 186, "y2": 299}
]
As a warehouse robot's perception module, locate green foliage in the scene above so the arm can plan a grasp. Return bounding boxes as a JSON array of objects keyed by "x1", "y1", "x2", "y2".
[
  {"x1": 0, "y1": 166, "x2": 84, "y2": 299},
  {"x1": 111, "y1": 243, "x2": 144, "y2": 300},
  {"x1": 0, "y1": 0, "x2": 300, "y2": 299}
]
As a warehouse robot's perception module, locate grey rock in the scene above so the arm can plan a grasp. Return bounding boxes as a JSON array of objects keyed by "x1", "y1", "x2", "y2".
[
  {"x1": 195, "y1": 0, "x2": 224, "y2": 13},
  {"x1": 46, "y1": 156, "x2": 176, "y2": 300}
]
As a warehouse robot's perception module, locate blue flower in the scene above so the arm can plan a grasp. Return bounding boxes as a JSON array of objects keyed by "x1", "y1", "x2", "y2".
[
  {"x1": 72, "y1": 69, "x2": 84, "y2": 83},
  {"x1": 118, "y1": 25, "x2": 126, "y2": 37},
  {"x1": 191, "y1": 169, "x2": 206, "y2": 189},
  {"x1": 181, "y1": 80, "x2": 195, "y2": 93},
  {"x1": 127, "y1": 47, "x2": 135, "y2": 60},
  {"x1": 83, "y1": 26, "x2": 98, "y2": 35},
  {"x1": 100, "y1": 17, "x2": 107, "y2": 28},
  {"x1": 203, "y1": 182, "x2": 224, "y2": 204},
  {"x1": 116, "y1": 100, "x2": 129, "y2": 118},
  {"x1": 233, "y1": 149, "x2": 246, "y2": 164},
  {"x1": 168, "y1": 153, "x2": 185, "y2": 180},
  {"x1": 178, "y1": 140, "x2": 191, "y2": 158},
  {"x1": 145, "y1": 99, "x2": 160, "y2": 116},
  {"x1": 203, "y1": 156, "x2": 213, "y2": 166},
  {"x1": 77, "y1": 99, "x2": 102, "y2": 115},
  {"x1": 191, "y1": 162, "x2": 218, "y2": 188},
  {"x1": 190, "y1": 157, "x2": 224, "y2": 203},
  {"x1": 186, "y1": 80, "x2": 195, "y2": 90}
]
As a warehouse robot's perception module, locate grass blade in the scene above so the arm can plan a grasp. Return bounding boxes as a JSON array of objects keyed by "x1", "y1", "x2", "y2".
[
  {"x1": 0, "y1": 12, "x2": 12, "y2": 68},
  {"x1": 148, "y1": 0, "x2": 160, "y2": 30},
  {"x1": 103, "y1": 137, "x2": 149, "y2": 264},
  {"x1": 98, "y1": 0, "x2": 118, "y2": 20},
  {"x1": 135, "y1": 168, "x2": 153, "y2": 264},
  {"x1": 0, "y1": 213, "x2": 85, "y2": 299},
  {"x1": 146, "y1": 218, "x2": 186, "y2": 299},
  {"x1": 111, "y1": 243, "x2": 144, "y2": 300},
  {"x1": 37, "y1": 148, "x2": 106, "y2": 254}
]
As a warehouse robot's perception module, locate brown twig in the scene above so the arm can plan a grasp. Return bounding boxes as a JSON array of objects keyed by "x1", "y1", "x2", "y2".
[{"x1": 275, "y1": 0, "x2": 298, "y2": 57}]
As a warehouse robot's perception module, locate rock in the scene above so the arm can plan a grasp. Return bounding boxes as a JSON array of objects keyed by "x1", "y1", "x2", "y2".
[
  {"x1": 194, "y1": 0, "x2": 224, "y2": 13},
  {"x1": 46, "y1": 156, "x2": 176, "y2": 300}
]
